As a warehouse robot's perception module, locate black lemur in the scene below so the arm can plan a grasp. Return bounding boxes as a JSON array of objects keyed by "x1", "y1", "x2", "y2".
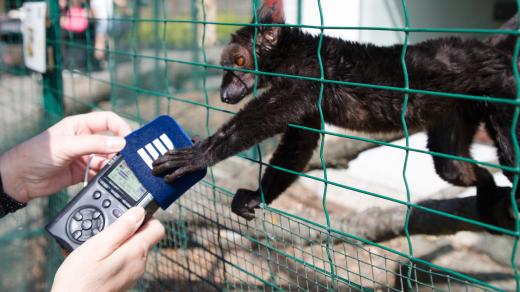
[{"x1": 153, "y1": 1, "x2": 520, "y2": 228}]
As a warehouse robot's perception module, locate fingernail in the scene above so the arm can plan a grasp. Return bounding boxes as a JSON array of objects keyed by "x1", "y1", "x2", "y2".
[
  {"x1": 107, "y1": 137, "x2": 126, "y2": 151},
  {"x1": 127, "y1": 207, "x2": 145, "y2": 228}
]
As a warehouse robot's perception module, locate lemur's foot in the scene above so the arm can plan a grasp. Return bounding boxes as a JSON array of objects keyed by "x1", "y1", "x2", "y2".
[
  {"x1": 477, "y1": 186, "x2": 519, "y2": 231},
  {"x1": 231, "y1": 189, "x2": 262, "y2": 221}
]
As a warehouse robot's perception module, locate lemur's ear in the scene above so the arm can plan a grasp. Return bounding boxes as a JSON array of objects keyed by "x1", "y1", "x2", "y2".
[
  {"x1": 256, "y1": 26, "x2": 281, "y2": 49},
  {"x1": 257, "y1": 0, "x2": 285, "y2": 24},
  {"x1": 255, "y1": 0, "x2": 284, "y2": 49}
]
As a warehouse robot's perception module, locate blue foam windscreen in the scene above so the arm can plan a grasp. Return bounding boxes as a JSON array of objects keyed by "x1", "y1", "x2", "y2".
[{"x1": 120, "y1": 115, "x2": 206, "y2": 209}]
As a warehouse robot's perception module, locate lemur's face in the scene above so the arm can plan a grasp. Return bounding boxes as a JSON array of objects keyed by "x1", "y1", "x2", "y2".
[
  {"x1": 219, "y1": 43, "x2": 255, "y2": 104},
  {"x1": 219, "y1": 0, "x2": 284, "y2": 104}
]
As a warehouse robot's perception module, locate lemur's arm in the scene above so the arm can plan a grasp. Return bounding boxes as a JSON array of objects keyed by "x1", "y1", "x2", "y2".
[
  {"x1": 231, "y1": 116, "x2": 320, "y2": 220},
  {"x1": 152, "y1": 89, "x2": 314, "y2": 182}
]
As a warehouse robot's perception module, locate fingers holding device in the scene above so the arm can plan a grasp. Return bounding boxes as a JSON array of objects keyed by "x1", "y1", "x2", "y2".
[
  {"x1": 0, "y1": 111, "x2": 131, "y2": 204},
  {"x1": 46, "y1": 115, "x2": 206, "y2": 252},
  {"x1": 51, "y1": 207, "x2": 165, "y2": 292}
]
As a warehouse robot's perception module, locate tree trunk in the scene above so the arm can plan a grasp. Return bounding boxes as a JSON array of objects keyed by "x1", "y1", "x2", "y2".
[{"x1": 198, "y1": 0, "x2": 217, "y2": 47}]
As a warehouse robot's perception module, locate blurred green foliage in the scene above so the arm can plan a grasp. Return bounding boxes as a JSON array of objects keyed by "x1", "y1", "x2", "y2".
[{"x1": 136, "y1": 12, "x2": 250, "y2": 49}]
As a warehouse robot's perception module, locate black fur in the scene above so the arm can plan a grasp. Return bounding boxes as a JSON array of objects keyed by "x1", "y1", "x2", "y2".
[{"x1": 154, "y1": 6, "x2": 520, "y2": 228}]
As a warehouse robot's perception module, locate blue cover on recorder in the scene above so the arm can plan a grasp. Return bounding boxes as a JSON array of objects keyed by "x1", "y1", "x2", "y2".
[{"x1": 120, "y1": 115, "x2": 206, "y2": 209}]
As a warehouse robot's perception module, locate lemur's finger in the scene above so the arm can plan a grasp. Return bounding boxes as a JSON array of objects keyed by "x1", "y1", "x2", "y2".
[
  {"x1": 243, "y1": 212, "x2": 257, "y2": 221},
  {"x1": 152, "y1": 149, "x2": 192, "y2": 166},
  {"x1": 152, "y1": 153, "x2": 175, "y2": 166},
  {"x1": 232, "y1": 204, "x2": 257, "y2": 221},
  {"x1": 164, "y1": 166, "x2": 196, "y2": 183},
  {"x1": 158, "y1": 155, "x2": 193, "y2": 164},
  {"x1": 152, "y1": 161, "x2": 182, "y2": 176},
  {"x1": 191, "y1": 135, "x2": 202, "y2": 144}
]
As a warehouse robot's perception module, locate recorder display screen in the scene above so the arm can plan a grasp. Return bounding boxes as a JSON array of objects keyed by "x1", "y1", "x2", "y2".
[{"x1": 107, "y1": 160, "x2": 147, "y2": 201}]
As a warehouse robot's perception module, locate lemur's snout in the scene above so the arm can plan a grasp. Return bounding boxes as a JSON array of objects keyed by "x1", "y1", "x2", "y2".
[
  {"x1": 220, "y1": 73, "x2": 248, "y2": 104},
  {"x1": 221, "y1": 90, "x2": 230, "y2": 103}
]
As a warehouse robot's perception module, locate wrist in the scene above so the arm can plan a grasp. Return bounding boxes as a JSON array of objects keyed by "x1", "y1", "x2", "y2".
[{"x1": 0, "y1": 148, "x2": 29, "y2": 203}]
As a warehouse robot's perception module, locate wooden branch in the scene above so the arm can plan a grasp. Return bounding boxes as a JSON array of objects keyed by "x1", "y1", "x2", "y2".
[
  {"x1": 306, "y1": 130, "x2": 407, "y2": 171},
  {"x1": 327, "y1": 195, "x2": 486, "y2": 243},
  {"x1": 159, "y1": 192, "x2": 494, "y2": 250}
]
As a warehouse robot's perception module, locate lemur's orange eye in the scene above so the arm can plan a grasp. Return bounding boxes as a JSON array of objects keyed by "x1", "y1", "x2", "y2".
[{"x1": 235, "y1": 56, "x2": 245, "y2": 66}]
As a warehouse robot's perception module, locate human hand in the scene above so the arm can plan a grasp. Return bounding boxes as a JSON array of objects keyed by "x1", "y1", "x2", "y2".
[
  {"x1": 52, "y1": 207, "x2": 165, "y2": 292},
  {"x1": 0, "y1": 111, "x2": 132, "y2": 203}
]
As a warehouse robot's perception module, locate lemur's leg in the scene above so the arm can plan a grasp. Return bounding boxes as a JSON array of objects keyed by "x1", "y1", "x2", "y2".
[
  {"x1": 153, "y1": 89, "x2": 315, "y2": 182},
  {"x1": 482, "y1": 104, "x2": 520, "y2": 229},
  {"x1": 485, "y1": 105, "x2": 519, "y2": 181},
  {"x1": 426, "y1": 116, "x2": 510, "y2": 227},
  {"x1": 427, "y1": 117, "x2": 494, "y2": 187},
  {"x1": 231, "y1": 116, "x2": 320, "y2": 220}
]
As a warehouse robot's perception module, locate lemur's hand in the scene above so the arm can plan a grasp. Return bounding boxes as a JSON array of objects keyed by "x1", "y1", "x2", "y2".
[
  {"x1": 152, "y1": 137, "x2": 209, "y2": 183},
  {"x1": 231, "y1": 189, "x2": 262, "y2": 221}
]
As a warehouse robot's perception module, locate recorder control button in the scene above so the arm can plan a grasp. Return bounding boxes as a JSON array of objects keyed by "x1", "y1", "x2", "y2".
[
  {"x1": 102, "y1": 199, "x2": 111, "y2": 208},
  {"x1": 72, "y1": 230, "x2": 82, "y2": 240},
  {"x1": 73, "y1": 212, "x2": 83, "y2": 221},
  {"x1": 68, "y1": 207, "x2": 105, "y2": 242},
  {"x1": 81, "y1": 220, "x2": 92, "y2": 230},
  {"x1": 112, "y1": 208, "x2": 122, "y2": 218},
  {"x1": 93, "y1": 190, "x2": 102, "y2": 200}
]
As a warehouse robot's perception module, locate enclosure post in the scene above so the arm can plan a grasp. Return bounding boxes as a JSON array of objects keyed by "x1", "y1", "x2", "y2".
[
  {"x1": 43, "y1": 0, "x2": 66, "y2": 288},
  {"x1": 153, "y1": 0, "x2": 162, "y2": 115},
  {"x1": 190, "y1": 0, "x2": 200, "y2": 89},
  {"x1": 297, "y1": 0, "x2": 303, "y2": 25},
  {"x1": 43, "y1": 0, "x2": 64, "y2": 122}
]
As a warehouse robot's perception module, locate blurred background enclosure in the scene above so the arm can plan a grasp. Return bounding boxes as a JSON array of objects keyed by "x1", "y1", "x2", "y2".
[{"x1": 0, "y1": 0, "x2": 519, "y2": 291}]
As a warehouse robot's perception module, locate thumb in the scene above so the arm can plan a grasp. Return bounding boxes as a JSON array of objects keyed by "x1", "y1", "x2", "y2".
[
  {"x1": 82, "y1": 207, "x2": 146, "y2": 261},
  {"x1": 59, "y1": 135, "x2": 126, "y2": 159}
]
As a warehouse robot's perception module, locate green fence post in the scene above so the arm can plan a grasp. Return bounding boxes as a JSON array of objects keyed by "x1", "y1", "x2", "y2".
[
  {"x1": 43, "y1": 0, "x2": 64, "y2": 123},
  {"x1": 191, "y1": 0, "x2": 200, "y2": 90},
  {"x1": 43, "y1": 0, "x2": 65, "y2": 288},
  {"x1": 153, "y1": 0, "x2": 162, "y2": 115},
  {"x1": 297, "y1": 0, "x2": 303, "y2": 25},
  {"x1": 131, "y1": 1, "x2": 142, "y2": 121}
]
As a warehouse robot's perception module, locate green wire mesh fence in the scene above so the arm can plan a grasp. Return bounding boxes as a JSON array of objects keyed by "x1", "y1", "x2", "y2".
[{"x1": 0, "y1": 0, "x2": 520, "y2": 291}]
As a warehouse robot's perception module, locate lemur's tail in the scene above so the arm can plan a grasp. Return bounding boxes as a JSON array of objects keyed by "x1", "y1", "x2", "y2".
[{"x1": 484, "y1": 13, "x2": 518, "y2": 55}]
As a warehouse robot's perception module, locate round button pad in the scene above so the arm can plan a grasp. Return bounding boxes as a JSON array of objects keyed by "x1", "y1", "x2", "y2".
[{"x1": 68, "y1": 207, "x2": 105, "y2": 243}]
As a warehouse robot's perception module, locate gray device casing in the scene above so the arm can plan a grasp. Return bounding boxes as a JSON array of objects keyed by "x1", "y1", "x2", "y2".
[{"x1": 45, "y1": 155, "x2": 159, "y2": 252}]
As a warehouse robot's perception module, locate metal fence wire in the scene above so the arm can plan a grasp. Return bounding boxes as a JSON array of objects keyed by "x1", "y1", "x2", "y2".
[{"x1": 1, "y1": 0, "x2": 520, "y2": 291}]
